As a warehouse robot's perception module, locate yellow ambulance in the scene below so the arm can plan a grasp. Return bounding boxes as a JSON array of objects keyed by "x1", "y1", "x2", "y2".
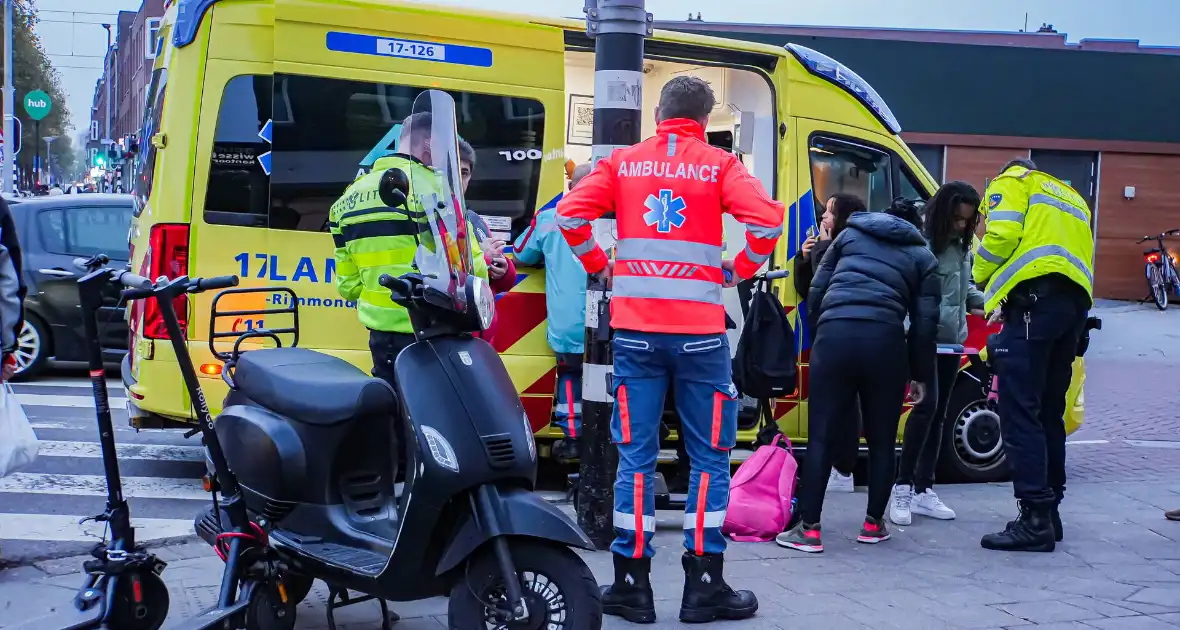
[{"x1": 124, "y1": 0, "x2": 1085, "y2": 483}]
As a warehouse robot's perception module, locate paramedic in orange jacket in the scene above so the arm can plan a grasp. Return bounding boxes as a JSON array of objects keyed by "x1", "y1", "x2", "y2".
[{"x1": 557, "y1": 76, "x2": 784, "y2": 625}]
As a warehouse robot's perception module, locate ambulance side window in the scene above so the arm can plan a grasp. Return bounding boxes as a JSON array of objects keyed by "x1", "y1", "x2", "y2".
[
  {"x1": 133, "y1": 67, "x2": 167, "y2": 217},
  {"x1": 807, "y1": 136, "x2": 893, "y2": 218},
  {"x1": 202, "y1": 74, "x2": 545, "y2": 237}
]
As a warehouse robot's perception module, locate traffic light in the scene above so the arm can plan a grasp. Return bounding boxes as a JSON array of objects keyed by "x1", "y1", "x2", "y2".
[{"x1": 94, "y1": 153, "x2": 106, "y2": 168}]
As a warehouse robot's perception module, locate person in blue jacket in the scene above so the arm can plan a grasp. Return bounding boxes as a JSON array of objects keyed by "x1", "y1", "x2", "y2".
[{"x1": 514, "y1": 163, "x2": 591, "y2": 461}]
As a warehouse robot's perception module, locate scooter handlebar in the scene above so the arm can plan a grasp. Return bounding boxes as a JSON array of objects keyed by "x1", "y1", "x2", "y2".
[
  {"x1": 195, "y1": 275, "x2": 240, "y2": 292},
  {"x1": 113, "y1": 270, "x2": 154, "y2": 291},
  {"x1": 72, "y1": 254, "x2": 111, "y2": 272},
  {"x1": 764, "y1": 269, "x2": 790, "y2": 281}
]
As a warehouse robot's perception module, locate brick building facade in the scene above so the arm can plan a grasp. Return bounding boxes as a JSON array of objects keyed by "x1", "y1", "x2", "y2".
[{"x1": 663, "y1": 20, "x2": 1180, "y2": 300}]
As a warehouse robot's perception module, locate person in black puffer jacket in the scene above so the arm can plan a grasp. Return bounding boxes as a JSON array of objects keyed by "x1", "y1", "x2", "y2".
[
  {"x1": 793, "y1": 193, "x2": 866, "y2": 493},
  {"x1": 777, "y1": 204, "x2": 939, "y2": 553}
]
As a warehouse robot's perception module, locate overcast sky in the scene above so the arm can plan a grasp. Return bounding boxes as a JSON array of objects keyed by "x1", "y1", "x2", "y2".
[{"x1": 33, "y1": 0, "x2": 1180, "y2": 135}]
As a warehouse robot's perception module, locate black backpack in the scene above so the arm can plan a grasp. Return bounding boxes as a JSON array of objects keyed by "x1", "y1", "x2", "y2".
[{"x1": 733, "y1": 278, "x2": 798, "y2": 399}]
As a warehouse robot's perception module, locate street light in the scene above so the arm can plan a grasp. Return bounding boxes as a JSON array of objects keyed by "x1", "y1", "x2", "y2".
[{"x1": 42, "y1": 136, "x2": 56, "y2": 186}]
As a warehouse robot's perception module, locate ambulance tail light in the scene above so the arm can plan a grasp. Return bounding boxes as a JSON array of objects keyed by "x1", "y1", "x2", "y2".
[{"x1": 142, "y1": 223, "x2": 189, "y2": 340}]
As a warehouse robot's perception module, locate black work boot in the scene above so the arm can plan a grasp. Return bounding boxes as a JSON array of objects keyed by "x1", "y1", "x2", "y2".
[
  {"x1": 679, "y1": 552, "x2": 759, "y2": 623},
  {"x1": 1050, "y1": 503, "x2": 1063, "y2": 542},
  {"x1": 601, "y1": 554, "x2": 656, "y2": 624},
  {"x1": 982, "y1": 501, "x2": 1056, "y2": 552}
]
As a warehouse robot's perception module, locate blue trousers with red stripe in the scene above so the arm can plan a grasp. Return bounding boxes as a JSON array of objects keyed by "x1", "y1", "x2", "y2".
[
  {"x1": 609, "y1": 330, "x2": 738, "y2": 559},
  {"x1": 554, "y1": 353, "x2": 582, "y2": 438}
]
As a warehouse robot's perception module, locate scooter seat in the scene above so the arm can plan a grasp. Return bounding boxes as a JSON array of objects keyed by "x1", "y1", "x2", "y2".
[{"x1": 234, "y1": 347, "x2": 397, "y2": 426}]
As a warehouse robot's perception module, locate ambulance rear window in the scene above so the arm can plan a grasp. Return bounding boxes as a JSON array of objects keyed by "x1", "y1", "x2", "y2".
[{"x1": 202, "y1": 74, "x2": 545, "y2": 234}]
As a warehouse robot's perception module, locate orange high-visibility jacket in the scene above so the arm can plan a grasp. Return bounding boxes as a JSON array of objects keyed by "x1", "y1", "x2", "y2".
[{"x1": 556, "y1": 118, "x2": 784, "y2": 335}]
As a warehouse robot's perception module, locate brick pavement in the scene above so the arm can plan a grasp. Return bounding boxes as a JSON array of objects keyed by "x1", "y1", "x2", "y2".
[{"x1": 3, "y1": 481, "x2": 1180, "y2": 629}]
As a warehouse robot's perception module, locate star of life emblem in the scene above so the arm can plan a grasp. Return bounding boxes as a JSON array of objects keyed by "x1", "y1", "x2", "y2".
[{"x1": 643, "y1": 189, "x2": 687, "y2": 233}]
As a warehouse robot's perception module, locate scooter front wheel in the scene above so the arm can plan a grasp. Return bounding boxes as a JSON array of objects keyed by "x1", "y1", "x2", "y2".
[
  {"x1": 448, "y1": 539, "x2": 602, "y2": 630},
  {"x1": 107, "y1": 571, "x2": 170, "y2": 630}
]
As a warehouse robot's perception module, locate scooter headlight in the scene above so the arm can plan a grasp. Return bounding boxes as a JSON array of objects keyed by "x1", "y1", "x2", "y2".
[
  {"x1": 420, "y1": 426, "x2": 459, "y2": 473},
  {"x1": 472, "y1": 275, "x2": 495, "y2": 331}
]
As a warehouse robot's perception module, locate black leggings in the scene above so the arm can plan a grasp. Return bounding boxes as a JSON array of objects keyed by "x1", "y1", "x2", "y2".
[
  {"x1": 896, "y1": 353, "x2": 961, "y2": 493},
  {"x1": 798, "y1": 320, "x2": 909, "y2": 524}
]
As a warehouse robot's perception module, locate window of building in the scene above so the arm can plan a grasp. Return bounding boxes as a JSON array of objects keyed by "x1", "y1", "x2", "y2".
[
  {"x1": 133, "y1": 67, "x2": 166, "y2": 217},
  {"x1": 145, "y1": 18, "x2": 162, "y2": 60},
  {"x1": 908, "y1": 144, "x2": 945, "y2": 184},
  {"x1": 37, "y1": 205, "x2": 133, "y2": 257},
  {"x1": 807, "y1": 136, "x2": 893, "y2": 217},
  {"x1": 203, "y1": 74, "x2": 546, "y2": 235}
]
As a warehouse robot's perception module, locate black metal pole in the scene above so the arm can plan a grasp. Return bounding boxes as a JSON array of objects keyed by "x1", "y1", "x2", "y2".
[
  {"x1": 576, "y1": 0, "x2": 651, "y2": 550},
  {"x1": 78, "y1": 269, "x2": 133, "y2": 545}
]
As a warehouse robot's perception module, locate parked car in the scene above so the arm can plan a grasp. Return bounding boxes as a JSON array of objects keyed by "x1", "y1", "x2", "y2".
[{"x1": 10, "y1": 194, "x2": 134, "y2": 379}]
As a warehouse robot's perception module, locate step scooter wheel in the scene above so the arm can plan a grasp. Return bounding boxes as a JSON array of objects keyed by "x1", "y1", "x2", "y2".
[
  {"x1": 244, "y1": 579, "x2": 298, "y2": 630},
  {"x1": 107, "y1": 571, "x2": 170, "y2": 630},
  {"x1": 281, "y1": 572, "x2": 315, "y2": 606},
  {"x1": 447, "y1": 540, "x2": 602, "y2": 630}
]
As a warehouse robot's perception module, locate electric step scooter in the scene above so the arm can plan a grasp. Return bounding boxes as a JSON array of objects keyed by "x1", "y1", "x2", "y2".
[
  {"x1": 189, "y1": 90, "x2": 603, "y2": 630},
  {"x1": 20, "y1": 255, "x2": 170, "y2": 630}
]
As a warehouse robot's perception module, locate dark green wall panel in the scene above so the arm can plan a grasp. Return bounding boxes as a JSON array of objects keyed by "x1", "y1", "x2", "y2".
[{"x1": 691, "y1": 30, "x2": 1180, "y2": 144}]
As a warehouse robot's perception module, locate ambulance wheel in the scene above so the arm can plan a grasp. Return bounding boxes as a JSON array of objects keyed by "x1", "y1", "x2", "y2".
[
  {"x1": 938, "y1": 377, "x2": 1009, "y2": 484},
  {"x1": 244, "y1": 579, "x2": 297, "y2": 630},
  {"x1": 107, "y1": 571, "x2": 169, "y2": 630},
  {"x1": 448, "y1": 540, "x2": 602, "y2": 630}
]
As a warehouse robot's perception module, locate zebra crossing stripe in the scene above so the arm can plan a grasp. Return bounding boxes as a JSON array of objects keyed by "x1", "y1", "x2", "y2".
[
  {"x1": 36, "y1": 440, "x2": 205, "y2": 462},
  {"x1": 0, "y1": 472, "x2": 209, "y2": 501},
  {"x1": 16, "y1": 394, "x2": 129, "y2": 408},
  {"x1": 0, "y1": 513, "x2": 194, "y2": 543}
]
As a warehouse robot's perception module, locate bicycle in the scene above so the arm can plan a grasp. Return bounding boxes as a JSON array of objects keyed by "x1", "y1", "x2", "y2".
[{"x1": 1137, "y1": 228, "x2": 1180, "y2": 310}]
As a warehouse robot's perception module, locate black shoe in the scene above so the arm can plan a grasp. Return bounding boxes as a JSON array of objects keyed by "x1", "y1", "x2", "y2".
[
  {"x1": 601, "y1": 555, "x2": 656, "y2": 624},
  {"x1": 982, "y1": 501, "x2": 1056, "y2": 552},
  {"x1": 550, "y1": 438, "x2": 580, "y2": 462},
  {"x1": 1010, "y1": 499, "x2": 1063, "y2": 541},
  {"x1": 1050, "y1": 504, "x2": 1063, "y2": 542},
  {"x1": 679, "y1": 552, "x2": 758, "y2": 623}
]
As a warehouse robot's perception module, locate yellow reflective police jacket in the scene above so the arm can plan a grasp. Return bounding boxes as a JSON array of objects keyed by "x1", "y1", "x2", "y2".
[
  {"x1": 972, "y1": 166, "x2": 1094, "y2": 313},
  {"x1": 330, "y1": 154, "x2": 488, "y2": 333}
]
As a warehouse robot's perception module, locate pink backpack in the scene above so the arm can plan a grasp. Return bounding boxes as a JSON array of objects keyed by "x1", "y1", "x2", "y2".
[{"x1": 722, "y1": 435, "x2": 797, "y2": 542}]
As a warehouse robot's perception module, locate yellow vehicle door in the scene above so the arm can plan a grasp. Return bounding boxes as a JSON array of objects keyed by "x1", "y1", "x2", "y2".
[{"x1": 191, "y1": 0, "x2": 567, "y2": 378}]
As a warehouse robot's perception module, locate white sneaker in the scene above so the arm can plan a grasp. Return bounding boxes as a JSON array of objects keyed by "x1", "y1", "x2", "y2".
[
  {"x1": 825, "y1": 468, "x2": 854, "y2": 493},
  {"x1": 889, "y1": 484, "x2": 913, "y2": 525},
  {"x1": 912, "y1": 489, "x2": 956, "y2": 520}
]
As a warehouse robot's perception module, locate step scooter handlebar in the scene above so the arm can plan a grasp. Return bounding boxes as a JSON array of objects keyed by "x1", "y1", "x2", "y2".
[
  {"x1": 112, "y1": 270, "x2": 154, "y2": 291},
  {"x1": 195, "y1": 275, "x2": 240, "y2": 292},
  {"x1": 120, "y1": 274, "x2": 240, "y2": 300}
]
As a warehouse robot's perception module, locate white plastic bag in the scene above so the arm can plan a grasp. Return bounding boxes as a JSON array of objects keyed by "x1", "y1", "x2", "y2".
[{"x1": 0, "y1": 382, "x2": 37, "y2": 476}]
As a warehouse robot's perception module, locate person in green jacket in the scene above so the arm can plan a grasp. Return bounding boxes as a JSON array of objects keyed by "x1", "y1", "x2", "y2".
[
  {"x1": 889, "y1": 181, "x2": 983, "y2": 526},
  {"x1": 975, "y1": 158, "x2": 1094, "y2": 553},
  {"x1": 329, "y1": 111, "x2": 489, "y2": 474}
]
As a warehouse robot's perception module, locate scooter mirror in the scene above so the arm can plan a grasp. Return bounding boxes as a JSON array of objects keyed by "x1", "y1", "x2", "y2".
[{"x1": 379, "y1": 168, "x2": 410, "y2": 209}]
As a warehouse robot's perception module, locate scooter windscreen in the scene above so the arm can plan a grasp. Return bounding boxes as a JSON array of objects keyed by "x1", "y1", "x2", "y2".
[{"x1": 406, "y1": 89, "x2": 476, "y2": 315}]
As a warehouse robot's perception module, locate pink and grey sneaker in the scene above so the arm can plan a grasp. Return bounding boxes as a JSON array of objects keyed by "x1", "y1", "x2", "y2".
[
  {"x1": 775, "y1": 522, "x2": 823, "y2": 553},
  {"x1": 857, "y1": 517, "x2": 891, "y2": 544}
]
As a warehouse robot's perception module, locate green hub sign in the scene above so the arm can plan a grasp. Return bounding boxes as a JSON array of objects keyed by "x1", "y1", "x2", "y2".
[{"x1": 23, "y1": 90, "x2": 51, "y2": 121}]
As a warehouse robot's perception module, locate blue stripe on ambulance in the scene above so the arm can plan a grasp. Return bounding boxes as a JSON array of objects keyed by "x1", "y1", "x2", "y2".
[{"x1": 325, "y1": 32, "x2": 493, "y2": 67}]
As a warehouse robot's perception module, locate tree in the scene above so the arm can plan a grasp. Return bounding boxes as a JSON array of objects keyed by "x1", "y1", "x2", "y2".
[{"x1": 0, "y1": 0, "x2": 74, "y2": 183}]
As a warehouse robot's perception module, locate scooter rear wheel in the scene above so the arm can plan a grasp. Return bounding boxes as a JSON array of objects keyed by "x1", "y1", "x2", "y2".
[
  {"x1": 448, "y1": 539, "x2": 602, "y2": 630},
  {"x1": 107, "y1": 571, "x2": 170, "y2": 630}
]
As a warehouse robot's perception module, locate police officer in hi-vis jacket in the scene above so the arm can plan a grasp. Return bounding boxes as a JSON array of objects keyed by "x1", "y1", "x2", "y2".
[
  {"x1": 974, "y1": 158, "x2": 1094, "y2": 553},
  {"x1": 556, "y1": 76, "x2": 783, "y2": 624}
]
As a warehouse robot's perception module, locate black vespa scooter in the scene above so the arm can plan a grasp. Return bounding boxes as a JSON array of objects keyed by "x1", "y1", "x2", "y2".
[
  {"x1": 21, "y1": 254, "x2": 171, "y2": 630},
  {"x1": 184, "y1": 90, "x2": 602, "y2": 629}
]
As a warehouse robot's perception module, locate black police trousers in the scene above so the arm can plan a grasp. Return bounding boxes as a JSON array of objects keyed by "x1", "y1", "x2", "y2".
[
  {"x1": 990, "y1": 274, "x2": 1089, "y2": 506},
  {"x1": 369, "y1": 330, "x2": 416, "y2": 479}
]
